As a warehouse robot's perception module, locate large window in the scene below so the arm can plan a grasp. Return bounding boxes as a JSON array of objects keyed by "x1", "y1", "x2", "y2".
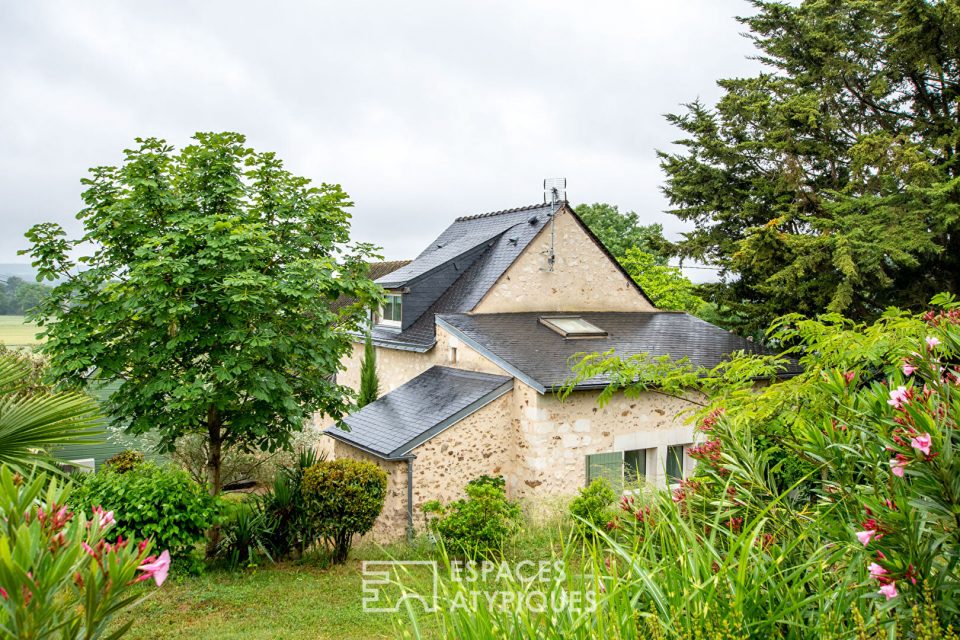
[
  {"x1": 380, "y1": 293, "x2": 402, "y2": 327},
  {"x1": 586, "y1": 448, "x2": 649, "y2": 490}
]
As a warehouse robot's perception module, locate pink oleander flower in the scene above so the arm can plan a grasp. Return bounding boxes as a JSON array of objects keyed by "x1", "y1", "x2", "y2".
[
  {"x1": 91, "y1": 506, "x2": 115, "y2": 529},
  {"x1": 856, "y1": 530, "x2": 875, "y2": 546},
  {"x1": 902, "y1": 362, "x2": 916, "y2": 376},
  {"x1": 0, "y1": 586, "x2": 6, "y2": 599},
  {"x1": 81, "y1": 541, "x2": 96, "y2": 557},
  {"x1": 879, "y1": 582, "x2": 898, "y2": 600},
  {"x1": 890, "y1": 456, "x2": 909, "y2": 477},
  {"x1": 868, "y1": 562, "x2": 887, "y2": 579},
  {"x1": 926, "y1": 336, "x2": 940, "y2": 349},
  {"x1": 887, "y1": 386, "x2": 910, "y2": 409},
  {"x1": 910, "y1": 433, "x2": 932, "y2": 456},
  {"x1": 136, "y1": 549, "x2": 170, "y2": 587},
  {"x1": 843, "y1": 371, "x2": 856, "y2": 384}
]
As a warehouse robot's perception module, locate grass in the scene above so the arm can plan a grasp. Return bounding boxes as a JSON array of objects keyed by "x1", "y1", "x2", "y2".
[{"x1": 0, "y1": 315, "x2": 41, "y2": 347}]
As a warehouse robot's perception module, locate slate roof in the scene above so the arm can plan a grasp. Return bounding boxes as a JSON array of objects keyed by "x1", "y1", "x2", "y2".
[
  {"x1": 325, "y1": 366, "x2": 513, "y2": 459},
  {"x1": 368, "y1": 203, "x2": 556, "y2": 351},
  {"x1": 436, "y1": 312, "x2": 799, "y2": 393}
]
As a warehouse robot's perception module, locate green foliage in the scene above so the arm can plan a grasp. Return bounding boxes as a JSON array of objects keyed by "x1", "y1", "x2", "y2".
[
  {"x1": 619, "y1": 248, "x2": 708, "y2": 315},
  {"x1": 0, "y1": 468, "x2": 164, "y2": 639},
  {"x1": 72, "y1": 462, "x2": 219, "y2": 570},
  {"x1": 301, "y1": 458, "x2": 387, "y2": 564},
  {"x1": 660, "y1": 1, "x2": 960, "y2": 331},
  {"x1": 258, "y1": 448, "x2": 322, "y2": 560},
  {"x1": 217, "y1": 498, "x2": 274, "y2": 569},
  {"x1": 23, "y1": 132, "x2": 382, "y2": 493},
  {"x1": 574, "y1": 203, "x2": 669, "y2": 263},
  {"x1": 0, "y1": 353, "x2": 102, "y2": 474},
  {"x1": 422, "y1": 476, "x2": 522, "y2": 560},
  {"x1": 357, "y1": 333, "x2": 379, "y2": 409},
  {"x1": 103, "y1": 450, "x2": 144, "y2": 474},
  {"x1": 0, "y1": 276, "x2": 53, "y2": 315},
  {"x1": 568, "y1": 478, "x2": 617, "y2": 540}
]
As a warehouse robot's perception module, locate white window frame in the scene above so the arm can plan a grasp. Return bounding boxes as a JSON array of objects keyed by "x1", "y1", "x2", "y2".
[{"x1": 379, "y1": 293, "x2": 402, "y2": 328}]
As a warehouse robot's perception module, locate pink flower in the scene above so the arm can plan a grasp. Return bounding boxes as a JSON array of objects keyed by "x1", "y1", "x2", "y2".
[
  {"x1": 81, "y1": 542, "x2": 96, "y2": 557},
  {"x1": 856, "y1": 530, "x2": 875, "y2": 546},
  {"x1": 887, "y1": 386, "x2": 910, "y2": 409},
  {"x1": 843, "y1": 371, "x2": 856, "y2": 384},
  {"x1": 910, "y1": 433, "x2": 932, "y2": 456},
  {"x1": 868, "y1": 562, "x2": 887, "y2": 579},
  {"x1": 890, "y1": 456, "x2": 909, "y2": 477},
  {"x1": 902, "y1": 362, "x2": 916, "y2": 376},
  {"x1": 878, "y1": 582, "x2": 898, "y2": 600},
  {"x1": 137, "y1": 549, "x2": 170, "y2": 587},
  {"x1": 0, "y1": 587, "x2": 6, "y2": 599},
  {"x1": 92, "y1": 506, "x2": 115, "y2": 530},
  {"x1": 926, "y1": 336, "x2": 940, "y2": 349}
]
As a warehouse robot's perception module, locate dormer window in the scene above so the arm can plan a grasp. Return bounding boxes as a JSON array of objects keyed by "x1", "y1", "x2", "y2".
[
  {"x1": 379, "y1": 293, "x2": 403, "y2": 328},
  {"x1": 539, "y1": 316, "x2": 607, "y2": 339}
]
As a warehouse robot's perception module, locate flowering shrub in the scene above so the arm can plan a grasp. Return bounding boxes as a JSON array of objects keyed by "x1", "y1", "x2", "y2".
[
  {"x1": 72, "y1": 462, "x2": 218, "y2": 572},
  {"x1": 0, "y1": 468, "x2": 168, "y2": 639}
]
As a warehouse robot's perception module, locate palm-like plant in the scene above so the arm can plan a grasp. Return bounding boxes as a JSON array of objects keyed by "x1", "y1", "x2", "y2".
[{"x1": 0, "y1": 353, "x2": 102, "y2": 472}]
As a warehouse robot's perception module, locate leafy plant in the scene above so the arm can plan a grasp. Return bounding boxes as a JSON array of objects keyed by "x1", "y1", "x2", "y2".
[
  {"x1": 569, "y1": 478, "x2": 617, "y2": 540},
  {"x1": 301, "y1": 458, "x2": 387, "y2": 564},
  {"x1": 23, "y1": 132, "x2": 382, "y2": 495},
  {"x1": 0, "y1": 353, "x2": 101, "y2": 473},
  {"x1": 258, "y1": 447, "x2": 323, "y2": 560},
  {"x1": 71, "y1": 462, "x2": 219, "y2": 572},
  {"x1": 422, "y1": 476, "x2": 522, "y2": 560},
  {"x1": 0, "y1": 468, "x2": 169, "y2": 639},
  {"x1": 103, "y1": 450, "x2": 144, "y2": 474},
  {"x1": 217, "y1": 499, "x2": 274, "y2": 569}
]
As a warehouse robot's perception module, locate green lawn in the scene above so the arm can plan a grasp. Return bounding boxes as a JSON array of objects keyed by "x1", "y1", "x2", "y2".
[
  {"x1": 118, "y1": 558, "x2": 423, "y2": 640},
  {"x1": 0, "y1": 315, "x2": 41, "y2": 347}
]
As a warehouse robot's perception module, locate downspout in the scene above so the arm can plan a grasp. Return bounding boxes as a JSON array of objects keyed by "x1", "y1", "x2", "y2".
[{"x1": 402, "y1": 455, "x2": 416, "y2": 541}]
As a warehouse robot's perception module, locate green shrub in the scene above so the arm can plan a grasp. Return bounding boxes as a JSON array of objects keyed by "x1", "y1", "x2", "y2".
[
  {"x1": 72, "y1": 462, "x2": 219, "y2": 572},
  {"x1": 423, "y1": 476, "x2": 521, "y2": 560},
  {"x1": 301, "y1": 458, "x2": 387, "y2": 564},
  {"x1": 103, "y1": 449, "x2": 144, "y2": 474},
  {"x1": 217, "y1": 498, "x2": 274, "y2": 569},
  {"x1": 569, "y1": 477, "x2": 617, "y2": 539}
]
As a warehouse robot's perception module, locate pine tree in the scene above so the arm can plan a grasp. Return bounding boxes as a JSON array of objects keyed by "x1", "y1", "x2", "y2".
[{"x1": 357, "y1": 334, "x2": 379, "y2": 408}]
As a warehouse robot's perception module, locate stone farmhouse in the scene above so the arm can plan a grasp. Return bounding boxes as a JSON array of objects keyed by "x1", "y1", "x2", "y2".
[{"x1": 317, "y1": 201, "x2": 766, "y2": 540}]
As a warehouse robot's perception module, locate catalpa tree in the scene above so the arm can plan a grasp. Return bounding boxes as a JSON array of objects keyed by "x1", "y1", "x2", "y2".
[{"x1": 24, "y1": 132, "x2": 381, "y2": 494}]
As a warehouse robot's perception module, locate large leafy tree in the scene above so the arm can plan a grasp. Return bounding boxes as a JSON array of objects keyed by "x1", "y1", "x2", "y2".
[
  {"x1": 660, "y1": 0, "x2": 960, "y2": 331},
  {"x1": 24, "y1": 132, "x2": 381, "y2": 494},
  {"x1": 574, "y1": 203, "x2": 669, "y2": 264}
]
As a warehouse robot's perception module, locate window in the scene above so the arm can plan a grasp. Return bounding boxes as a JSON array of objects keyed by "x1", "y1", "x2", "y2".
[
  {"x1": 666, "y1": 445, "x2": 685, "y2": 484},
  {"x1": 586, "y1": 452, "x2": 623, "y2": 489},
  {"x1": 586, "y1": 449, "x2": 651, "y2": 490},
  {"x1": 623, "y1": 449, "x2": 647, "y2": 484},
  {"x1": 379, "y1": 293, "x2": 402, "y2": 327},
  {"x1": 539, "y1": 316, "x2": 607, "y2": 339}
]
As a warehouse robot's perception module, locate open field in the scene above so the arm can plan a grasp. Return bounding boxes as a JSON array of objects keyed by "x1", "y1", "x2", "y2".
[{"x1": 0, "y1": 315, "x2": 41, "y2": 347}]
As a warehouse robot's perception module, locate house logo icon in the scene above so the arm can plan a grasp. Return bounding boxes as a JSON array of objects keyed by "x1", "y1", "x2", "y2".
[{"x1": 361, "y1": 561, "x2": 440, "y2": 613}]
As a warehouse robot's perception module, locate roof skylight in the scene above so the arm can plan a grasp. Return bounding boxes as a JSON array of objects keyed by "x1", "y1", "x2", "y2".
[{"x1": 539, "y1": 316, "x2": 608, "y2": 339}]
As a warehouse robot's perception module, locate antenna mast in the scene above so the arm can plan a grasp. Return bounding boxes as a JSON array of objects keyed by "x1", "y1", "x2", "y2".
[{"x1": 542, "y1": 178, "x2": 566, "y2": 272}]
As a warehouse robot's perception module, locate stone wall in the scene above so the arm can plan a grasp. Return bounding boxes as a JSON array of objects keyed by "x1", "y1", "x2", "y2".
[{"x1": 473, "y1": 208, "x2": 656, "y2": 314}]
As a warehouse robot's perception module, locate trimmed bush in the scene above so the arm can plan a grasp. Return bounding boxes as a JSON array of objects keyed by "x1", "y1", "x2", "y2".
[
  {"x1": 72, "y1": 462, "x2": 219, "y2": 572},
  {"x1": 569, "y1": 477, "x2": 617, "y2": 539},
  {"x1": 423, "y1": 476, "x2": 521, "y2": 560},
  {"x1": 301, "y1": 459, "x2": 388, "y2": 563},
  {"x1": 103, "y1": 449, "x2": 144, "y2": 474}
]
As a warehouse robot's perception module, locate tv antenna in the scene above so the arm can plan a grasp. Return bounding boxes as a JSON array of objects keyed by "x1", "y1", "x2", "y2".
[{"x1": 541, "y1": 178, "x2": 566, "y2": 272}]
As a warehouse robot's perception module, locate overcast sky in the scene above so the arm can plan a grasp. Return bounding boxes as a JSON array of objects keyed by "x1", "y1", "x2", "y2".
[{"x1": 0, "y1": 1, "x2": 762, "y2": 278}]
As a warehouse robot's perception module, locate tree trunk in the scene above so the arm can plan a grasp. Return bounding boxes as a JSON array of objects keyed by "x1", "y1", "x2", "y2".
[{"x1": 205, "y1": 405, "x2": 223, "y2": 558}]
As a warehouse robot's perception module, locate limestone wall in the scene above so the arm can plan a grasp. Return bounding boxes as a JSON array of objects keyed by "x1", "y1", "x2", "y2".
[{"x1": 473, "y1": 208, "x2": 656, "y2": 314}]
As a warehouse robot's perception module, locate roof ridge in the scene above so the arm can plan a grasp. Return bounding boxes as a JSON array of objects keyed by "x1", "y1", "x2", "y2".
[{"x1": 455, "y1": 202, "x2": 552, "y2": 222}]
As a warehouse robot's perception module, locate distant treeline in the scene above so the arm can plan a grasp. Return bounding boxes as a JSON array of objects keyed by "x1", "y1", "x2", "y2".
[{"x1": 0, "y1": 277, "x2": 52, "y2": 315}]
